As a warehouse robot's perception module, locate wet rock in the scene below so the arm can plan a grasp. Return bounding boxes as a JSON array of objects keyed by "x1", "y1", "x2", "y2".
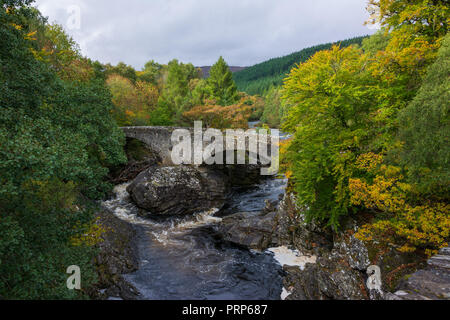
[
  {"x1": 389, "y1": 247, "x2": 450, "y2": 300},
  {"x1": 283, "y1": 265, "x2": 325, "y2": 300},
  {"x1": 428, "y1": 247, "x2": 450, "y2": 269},
  {"x1": 218, "y1": 211, "x2": 277, "y2": 250},
  {"x1": 263, "y1": 199, "x2": 277, "y2": 214},
  {"x1": 316, "y1": 253, "x2": 368, "y2": 300},
  {"x1": 206, "y1": 163, "x2": 265, "y2": 187},
  {"x1": 224, "y1": 164, "x2": 263, "y2": 187},
  {"x1": 90, "y1": 209, "x2": 139, "y2": 300},
  {"x1": 127, "y1": 166, "x2": 230, "y2": 216},
  {"x1": 283, "y1": 249, "x2": 368, "y2": 300},
  {"x1": 274, "y1": 192, "x2": 369, "y2": 300},
  {"x1": 271, "y1": 192, "x2": 332, "y2": 254},
  {"x1": 218, "y1": 190, "x2": 370, "y2": 300},
  {"x1": 333, "y1": 232, "x2": 370, "y2": 271}
]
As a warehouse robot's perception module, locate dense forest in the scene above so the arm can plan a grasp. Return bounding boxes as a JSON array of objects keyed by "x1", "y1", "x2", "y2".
[
  {"x1": 0, "y1": 0, "x2": 448, "y2": 300},
  {"x1": 103, "y1": 56, "x2": 255, "y2": 129},
  {"x1": 233, "y1": 36, "x2": 367, "y2": 95},
  {"x1": 0, "y1": 0, "x2": 126, "y2": 299}
]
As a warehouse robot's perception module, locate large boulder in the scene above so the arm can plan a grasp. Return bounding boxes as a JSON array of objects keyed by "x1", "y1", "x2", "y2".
[
  {"x1": 218, "y1": 211, "x2": 277, "y2": 250},
  {"x1": 127, "y1": 166, "x2": 230, "y2": 216}
]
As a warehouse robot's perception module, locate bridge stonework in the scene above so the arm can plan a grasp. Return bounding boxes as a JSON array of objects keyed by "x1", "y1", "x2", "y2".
[{"x1": 121, "y1": 126, "x2": 275, "y2": 168}]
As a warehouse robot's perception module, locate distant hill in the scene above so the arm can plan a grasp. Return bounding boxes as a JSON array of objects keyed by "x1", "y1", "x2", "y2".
[
  {"x1": 233, "y1": 35, "x2": 368, "y2": 95},
  {"x1": 198, "y1": 66, "x2": 247, "y2": 78}
]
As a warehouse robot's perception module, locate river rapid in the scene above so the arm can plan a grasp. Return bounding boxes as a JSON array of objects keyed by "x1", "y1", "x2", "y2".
[{"x1": 102, "y1": 176, "x2": 289, "y2": 300}]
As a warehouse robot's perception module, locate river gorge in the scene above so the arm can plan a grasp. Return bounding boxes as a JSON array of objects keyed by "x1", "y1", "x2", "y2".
[
  {"x1": 95, "y1": 125, "x2": 449, "y2": 301},
  {"x1": 97, "y1": 124, "x2": 318, "y2": 300},
  {"x1": 102, "y1": 177, "x2": 290, "y2": 300}
]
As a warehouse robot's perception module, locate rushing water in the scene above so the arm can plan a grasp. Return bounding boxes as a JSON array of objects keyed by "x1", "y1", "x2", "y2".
[{"x1": 102, "y1": 177, "x2": 289, "y2": 300}]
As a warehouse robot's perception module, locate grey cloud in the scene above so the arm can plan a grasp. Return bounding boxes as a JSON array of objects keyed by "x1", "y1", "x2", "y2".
[{"x1": 34, "y1": 0, "x2": 376, "y2": 69}]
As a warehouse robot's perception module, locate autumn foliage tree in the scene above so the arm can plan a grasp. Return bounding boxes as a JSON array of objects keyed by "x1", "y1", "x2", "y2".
[
  {"x1": 366, "y1": 0, "x2": 448, "y2": 96},
  {"x1": 106, "y1": 74, "x2": 158, "y2": 126},
  {"x1": 281, "y1": 45, "x2": 382, "y2": 228},
  {"x1": 350, "y1": 153, "x2": 449, "y2": 256},
  {"x1": 183, "y1": 96, "x2": 254, "y2": 129}
]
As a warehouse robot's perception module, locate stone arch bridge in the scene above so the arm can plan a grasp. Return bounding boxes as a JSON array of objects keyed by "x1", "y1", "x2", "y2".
[{"x1": 121, "y1": 126, "x2": 278, "y2": 174}]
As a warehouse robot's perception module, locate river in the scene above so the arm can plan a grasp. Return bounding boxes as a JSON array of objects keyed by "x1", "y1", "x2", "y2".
[
  {"x1": 102, "y1": 176, "x2": 291, "y2": 300},
  {"x1": 101, "y1": 123, "x2": 299, "y2": 300}
]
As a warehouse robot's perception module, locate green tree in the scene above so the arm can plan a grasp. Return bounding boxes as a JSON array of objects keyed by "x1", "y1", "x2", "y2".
[
  {"x1": 396, "y1": 33, "x2": 450, "y2": 200},
  {"x1": 260, "y1": 86, "x2": 285, "y2": 128},
  {"x1": 207, "y1": 56, "x2": 239, "y2": 106},
  {"x1": 281, "y1": 45, "x2": 380, "y2": 228},
  {"x1": 190, "y1": 78, "x2": 209, "y2": 106},
  {"x1": 157, "y1": 59, "x2": 200, "y2": 124},
  {"x1": 137, "y1": 60, "x2": 163, "y2": 84},
  {"x1": 0, "y1": 0, "x2": 126, "y2": 298}
]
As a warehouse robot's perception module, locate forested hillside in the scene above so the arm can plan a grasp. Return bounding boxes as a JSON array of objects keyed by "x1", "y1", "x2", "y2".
[
  {"x1": 233, "y1": 36, "x2": 367, "y2": 95},
  {"x1": 198, "y1": 66, "x2": 246, "y2": 78}
]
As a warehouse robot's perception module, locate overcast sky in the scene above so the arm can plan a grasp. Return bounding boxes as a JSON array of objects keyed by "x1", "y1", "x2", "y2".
[{"x1": 34, "y1": 0, "x2": 377, "y2": 69}]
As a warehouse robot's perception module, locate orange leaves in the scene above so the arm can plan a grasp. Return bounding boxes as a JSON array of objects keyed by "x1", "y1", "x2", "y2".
[
  {"x1": 24, "y1": 30, "x2": 37, "y2": 41},
  {"x1": 183, "y1": 96, "x2": 254, "y2": 129},
  {"x1": 135, "y1": 80, "x2": 159, "y2": 107},
  {"x1": 125, "y1": 110, "x2": 136, "y2": 117}
]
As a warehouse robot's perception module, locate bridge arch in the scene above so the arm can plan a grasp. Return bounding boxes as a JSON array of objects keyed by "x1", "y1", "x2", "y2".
[{"x1": 121, "y1": 126, "x2": 275, "y2": 170}]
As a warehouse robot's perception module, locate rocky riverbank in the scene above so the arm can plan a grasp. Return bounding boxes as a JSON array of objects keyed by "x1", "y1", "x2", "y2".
[
  {"x1": 90, "y1": 209, "x2": 140, "y2": 300},
  {"x1": 217, "y1": 189, "x2": 449, "y2": 300},
  {"x1": 386, "y1": 247, "x2": 450, "y2": 300}
]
